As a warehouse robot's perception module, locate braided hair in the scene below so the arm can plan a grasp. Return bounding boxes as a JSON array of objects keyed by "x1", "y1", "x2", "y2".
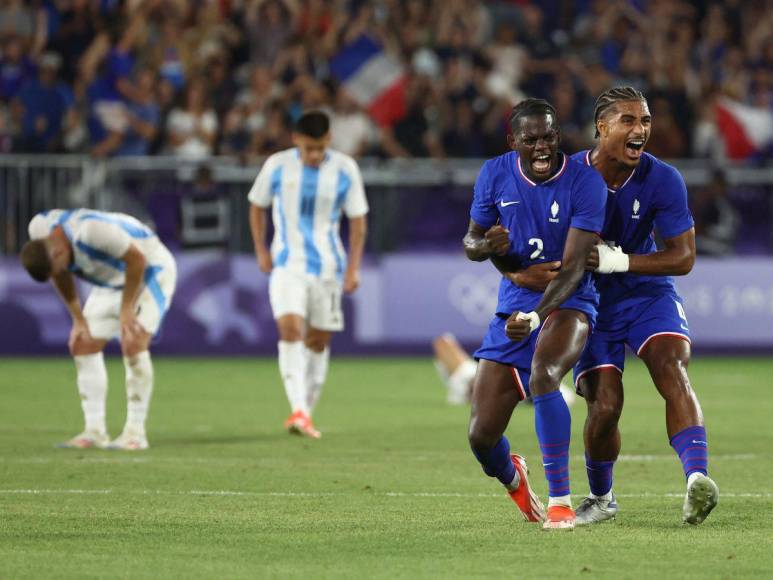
[
  {"x1": 509, "y1": 98, "x2": 558, "y2": 134},
  {"x1": 593, "y1": 86, "x2": 646, "y2": 138}
]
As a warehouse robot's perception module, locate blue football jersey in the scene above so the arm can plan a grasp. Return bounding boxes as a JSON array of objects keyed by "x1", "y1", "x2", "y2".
[
  {"x1": 470, "y1": 152, "x2": 607, "y2": 316},
  {"x1": 572, "y1": 151, "x2": 695, "y2": 311}
]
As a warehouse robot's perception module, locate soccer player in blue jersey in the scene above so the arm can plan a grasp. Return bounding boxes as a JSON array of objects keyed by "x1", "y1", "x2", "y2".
[
  {"x1": 248, "y1": 111, "x2": 368, "y2": 439},
  {"x1": 20, "y1": 209, "x2": 177, "y2": 450},
  {"x1": 569, "y1": 87, "x2": 718, "y2": 525},
  {"x1": 513, "y1": 87, "x2": 718, "y2": 524},
  {"x1": 463, "y1": 99, "x2": 607, "y2": 530}
]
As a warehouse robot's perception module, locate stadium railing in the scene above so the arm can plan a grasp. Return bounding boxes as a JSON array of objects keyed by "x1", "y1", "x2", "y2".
[{"x1": 2, "y1": 155, "x2": 772, "y2": 255}]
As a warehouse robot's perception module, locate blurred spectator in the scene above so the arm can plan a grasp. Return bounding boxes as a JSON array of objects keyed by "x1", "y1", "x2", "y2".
[
  {"x1": 0, "y1": 35, "x2": 36, "y2": 102},
  {"x1": 692, "y1": 170, "x2": 739, "y2": 256},
  {"x1": 0, "y1": 0, "x2": 36, "y2": 45},
  {"x1": 0, "y1": 0, "x2": 769, "y2": 162},
  {"x1": 13, "y1": 51, "x2": 72, "y2": 153},
  {"x1": 113, "y1": 67, "x2": 159, "y2": 157},
  {"x1": 248, "y1": 100, "x2": 291, "y2": 156},
  {"x1": 645, "y1": 97, "x2": 689, "y2": 159},
  {"x1": 47, "y1": 0, "x2": 99, "y2": 85},
  {"x1": 243, "y1": 0, "x2": 296, "y2": 67},
  {"x1": 165, "y1": 78, "x2": 218, "y2": 159},
  {"x1": 330, "y1": 89, "x2": 376, "y2": 157}
]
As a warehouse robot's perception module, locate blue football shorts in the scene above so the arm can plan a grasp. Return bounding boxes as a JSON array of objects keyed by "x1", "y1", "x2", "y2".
[{"x1": 573, "y1": 292, "x2": 691, "y2": 389}]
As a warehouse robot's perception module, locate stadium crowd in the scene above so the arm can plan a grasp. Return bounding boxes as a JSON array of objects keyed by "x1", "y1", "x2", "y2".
[{"x1": 0, "y1": 0, "x2": 770, "y2": 161}]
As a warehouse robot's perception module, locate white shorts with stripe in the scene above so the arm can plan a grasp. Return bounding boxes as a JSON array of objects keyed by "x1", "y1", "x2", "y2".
[
  {"x1": 268, "y1": 267, "x2": 344, "y2": 332},
  {"x1": 84, "y1": 252, "x2": 177, "y2": 340}
]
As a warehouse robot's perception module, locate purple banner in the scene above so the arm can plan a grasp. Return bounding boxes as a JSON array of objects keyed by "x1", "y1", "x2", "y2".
[{"x1": 1, "y1": 253, "x2": 772, "y2": 355}]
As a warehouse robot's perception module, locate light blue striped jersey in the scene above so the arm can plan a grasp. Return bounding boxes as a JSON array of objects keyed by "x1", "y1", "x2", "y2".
[
  {"x1": 28, "y1": 209, "x2": 172, "y2": 289},
  {"x1": 248, "y1": 148, "x2": 369, "y2": 279}
]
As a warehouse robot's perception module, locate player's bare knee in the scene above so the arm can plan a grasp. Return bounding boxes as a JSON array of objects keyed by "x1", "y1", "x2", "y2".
[
  {"x1": 70, "y1": 337, "x2": 103, "y2": 357},
  {"x1": 588, "y1": 397, "x2": 622, "y2": 429},
  {"x1": 529, "y1": 364, "x2": 563, "y2": 396},
  {"x1": 278, "y1": 327, "x2": 303, "y2": 342},
  {"x1": 468, "y1": 425, "x2": 498, "y2": 456}
]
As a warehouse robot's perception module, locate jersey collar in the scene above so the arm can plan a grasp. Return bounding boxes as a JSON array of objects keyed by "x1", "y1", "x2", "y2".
[
  {"x1": 516, "y1": 153, "x2": 567, "y2": 187},
  {"x1": 294, "y1": 148, "x2": 331, "y2": 165},
  {"x1": 585, "y1": 149, "x2": 636, "y2": 193}
]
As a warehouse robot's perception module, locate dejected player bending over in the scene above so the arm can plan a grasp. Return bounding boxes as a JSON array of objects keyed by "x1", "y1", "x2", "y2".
[
  {"x1": 463, "y1": 99, "x2": 606, "y2": 531},
  {"x1": 248, "y1": 110, "x2": 368, "y2": 439},
  {"x1": 20, "y1": 209, "x2": 177, "y2": 450}
]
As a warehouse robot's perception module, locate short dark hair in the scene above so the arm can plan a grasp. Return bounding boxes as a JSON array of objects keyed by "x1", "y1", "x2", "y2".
[
  {"x1": 293, "y1": 110, "x2": 330, "y2": 138},
  {"x1": 509, "y1": 98, "x2": 558, "y2": 134},
  {"x1": 20, "y1": 239, "x2": 53, "y2": 282},
  {"x1": 593, "y1": 86, "x2": 647, "y2": 137}
]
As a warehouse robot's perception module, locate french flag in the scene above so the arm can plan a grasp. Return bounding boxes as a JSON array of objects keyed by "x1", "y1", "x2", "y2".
[
  {"x1": 715, "y1": 98, "x2": 773, "y2": 160},
  {"x1": 329, "y1": 35, "x2": 407, "y2": 127}
]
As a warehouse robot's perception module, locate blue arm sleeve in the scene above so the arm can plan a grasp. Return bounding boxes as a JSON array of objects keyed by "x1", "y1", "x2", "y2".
[
  {"x1": 570, "y1": 168, "x2": 607, "y2": 232},
  {"x1": 654, "y1": 165, "x2": 695, "y2": 239},
  {"x1": 469, "y1": 161, "x2": 498, "y2": 228}
]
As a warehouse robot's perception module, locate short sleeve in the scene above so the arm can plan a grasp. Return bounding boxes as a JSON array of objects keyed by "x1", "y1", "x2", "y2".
[
  {"x1": 343, "y1": 160, "x2": 368, "y2": 218},
  {"x1": 247, "y1": 155, "x2": 277, "y2": 208},
  {"x1": 470, "y1": 161, "x2": 498, "y2": 228},
  {"x1": 28, "y1": 213, "x2": 52, "y2": 240},
  {"x1": 653, "y1": 165, "x2": 694, "y2": 239},
  {"x1": 77, "y1": 220, "x2": 131, "y2": 258},
  {"x1": 570, "y1": 168, "x2": 607, "y2": 232}
]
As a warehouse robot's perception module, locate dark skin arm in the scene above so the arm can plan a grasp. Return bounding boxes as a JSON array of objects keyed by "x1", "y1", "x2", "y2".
[
  {"x1": 463, "y1": 220, "x2": 511, "y2": 261},
  {"x1": 586, "y1": 228, "x2": 696, "y2": 275},
  {"x1": 503, "y1": 261, "x2": 561, "y2": 291},
  {"x1": 506, "y1": 227, "x2": 598, "y2": 341}
]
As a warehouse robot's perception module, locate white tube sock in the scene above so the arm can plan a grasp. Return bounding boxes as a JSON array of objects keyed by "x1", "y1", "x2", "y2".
[
  {"x1": 278, "y1": 341, "x2": 308, "y2": 414},
  {"x1": 123, "y1": 351, "x2": 153, "y2": 436},
  {"x1": 74, "y1": 353, "x2": 108, "y2": 435},
  {"x1": 305, "y1": 347, "x2": 330, "y2": 412}
]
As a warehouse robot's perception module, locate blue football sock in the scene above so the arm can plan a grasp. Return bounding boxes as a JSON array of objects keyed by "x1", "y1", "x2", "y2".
[
  {"x1": 533, "y1": 390, "x2": 571, "y2": 498},
  {"x1": 670, "y1": 425, "x2": 709, "y2": 479},
  {"x1": 585, "y1": 453, "x2": 615, "y2": 497},
  {"x1": 472, "y1": 435, "x2": 516, "y2": 486}
]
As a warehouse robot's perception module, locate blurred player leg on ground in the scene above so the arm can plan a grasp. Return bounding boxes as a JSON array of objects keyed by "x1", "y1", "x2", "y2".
[
  {"x1": 432, "y1": 333, "x2": 477, "y2": 405},
  {"x1": 432, "y1": 332, "x2": 576, "y2": 407}
]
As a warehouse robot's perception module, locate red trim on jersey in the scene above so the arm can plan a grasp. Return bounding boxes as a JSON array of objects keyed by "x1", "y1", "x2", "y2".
[{"x1": 516, "y1": 153, "x2": 567, "y2": 187}]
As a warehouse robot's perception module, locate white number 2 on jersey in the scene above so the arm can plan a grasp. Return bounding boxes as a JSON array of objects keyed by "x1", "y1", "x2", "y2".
[{"x1": 528, "y1": 238, "x2": 544, "y2": 260}]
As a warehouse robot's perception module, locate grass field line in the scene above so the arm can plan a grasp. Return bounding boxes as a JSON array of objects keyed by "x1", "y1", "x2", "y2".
[
  {"x1": 0, "y1": 453, "x2": 757, "y2": 465},
  {"x1": 1, "y1": 488, "x2": 771, "y2": 499}
]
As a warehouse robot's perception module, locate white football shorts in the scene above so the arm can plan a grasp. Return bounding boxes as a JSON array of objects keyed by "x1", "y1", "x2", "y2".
[
  {"x1": 269, "y1": 267, "x2": 344, "y2": 332},
  {"x1": 84, "y1": 252, "x2": 177, "y2": 340}
]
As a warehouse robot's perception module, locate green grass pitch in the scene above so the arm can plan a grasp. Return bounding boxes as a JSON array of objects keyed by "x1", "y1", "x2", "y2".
[{"x1": 1, "y1": 355, "x2": 772, "y2": 579}]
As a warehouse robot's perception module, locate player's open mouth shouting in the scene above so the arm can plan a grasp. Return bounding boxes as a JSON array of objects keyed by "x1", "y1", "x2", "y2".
[{"x1": 625, "y1": 137, "x2": 646, "y2": 161}]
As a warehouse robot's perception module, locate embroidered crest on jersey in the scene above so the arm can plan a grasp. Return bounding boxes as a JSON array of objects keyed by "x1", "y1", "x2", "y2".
[
  {"x1": 549, "y1": 200, "x2": 560, "y2": 223},
  {"x1": 632, "y1": 198, "x2": 641, "y2": 220}
]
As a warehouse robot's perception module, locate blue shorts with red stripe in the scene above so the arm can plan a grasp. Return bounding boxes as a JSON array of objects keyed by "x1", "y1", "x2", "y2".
[
  {"x1": 474, "y1": 299, "x2": 597, "y2": 401},
  {"x1": 573, "y1": 291, "x2": 691, "y2": 388}
]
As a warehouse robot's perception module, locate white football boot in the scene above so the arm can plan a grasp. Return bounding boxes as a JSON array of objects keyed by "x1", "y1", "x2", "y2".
[
  {"x1": 106, "y1": 429, "x2": 149, "y2": 451},
  {"x1": 57, "y1": 430, "x2": 109, "y2": 449},
  {"x1": 575, "y1": 493, "x2": 619, "y2": 525},
  {"x1": 683, "y1": 473, "x2": 718, "y2": 525}
]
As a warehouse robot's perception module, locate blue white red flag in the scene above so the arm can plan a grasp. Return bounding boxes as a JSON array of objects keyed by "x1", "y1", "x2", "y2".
[{"x1": 329, "y1": 35, "x2": 407, "y2": 127}]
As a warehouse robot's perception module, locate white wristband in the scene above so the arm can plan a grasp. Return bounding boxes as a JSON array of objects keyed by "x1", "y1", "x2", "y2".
[
  {"x1": 595, "y1": 244, "x2": 630, "y2": 274},
  {"x1": 516, "y1": 311, "x2": 541, "y2": 334}
]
